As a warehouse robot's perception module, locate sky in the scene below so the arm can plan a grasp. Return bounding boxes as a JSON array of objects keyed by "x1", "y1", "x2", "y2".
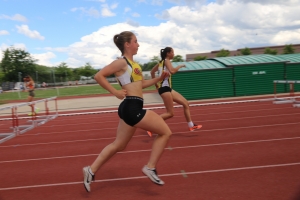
[{"x1": 1, "y1": 0, "x2": 300, "y2": 69}]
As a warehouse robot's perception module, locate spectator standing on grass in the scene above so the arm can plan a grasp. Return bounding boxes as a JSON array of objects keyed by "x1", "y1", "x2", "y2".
[
  {"x1": 24, "y1": 75, "x2": 39, "y2": 115},
  {"x1": 82, "y1": 31, "x2": 172, "y2": 192}
]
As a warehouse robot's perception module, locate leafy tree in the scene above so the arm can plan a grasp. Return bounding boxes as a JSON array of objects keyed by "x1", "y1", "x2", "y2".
[
  {"x1": 76, "y1": 63, "x2": 98, "y2": 78},
  {"x1": 172, "y1": 55, "x2": 184, "y2": 62},
  {"x1": 0, "y1": 71, "x2": 4, "y2": 83},
  {"x1": 142, "y1": 56, "x2": 160, "y2": 71},
  {"x1": 264, "y1": 48, "x2": 278, "y2": 55},
  {"x1": 283, "y1": 44, "x2": 295, "y2": 54},
  {"x1": 55, "y1": 62, "x2": 73, "y2": 82},
  {"x1": 216, "y1": 49, "x2": 230, "y2": 57},
  {"x1": 35, "y1": 64, "x2": 54, "y2": 83},
  {"x1": 0, "y1": 47, "x2": 37, "y2": 81},
  {"x1": 194, "y1": 55, "x2": 207, "y2": 61},
  {"x1": 240, "y1": 47, "x2": 252, "y2": 55}
]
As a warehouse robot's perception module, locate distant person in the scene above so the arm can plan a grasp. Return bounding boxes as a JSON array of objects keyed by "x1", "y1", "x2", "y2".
[
  {"x1": 147, "y1": 47, "x2": 202, "y2": 137},
  {"x1": 24, "y1": 75, "x2": 39, "y2": 115},
  {"x1": 42, "y1": 82, "x2": 47, "y2": 88}
]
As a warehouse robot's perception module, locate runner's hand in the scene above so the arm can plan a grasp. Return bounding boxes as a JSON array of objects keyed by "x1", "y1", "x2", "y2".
[
  {"x1": 159, "y1": 71, "x2": 170, "y2": 80},
  {"x1": 114, "y1": 89, "x2": 127, "y2": 100}
]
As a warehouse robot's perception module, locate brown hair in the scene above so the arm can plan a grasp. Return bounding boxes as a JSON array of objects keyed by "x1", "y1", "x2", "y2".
[
  {"x1": 25, "y1": 75, "x2": 33, "y2": 81},
  {"x1": 113, "y1": 31, "x2": 134, "y2": 55}
]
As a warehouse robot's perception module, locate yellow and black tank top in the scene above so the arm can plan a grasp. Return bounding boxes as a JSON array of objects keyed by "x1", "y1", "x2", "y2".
[
  {"x1": 116, "y1": 57, "x2": 143, "y2": 86},
  {"x1": 158, "y1": 60, "x2": 172, "y2": 88}
]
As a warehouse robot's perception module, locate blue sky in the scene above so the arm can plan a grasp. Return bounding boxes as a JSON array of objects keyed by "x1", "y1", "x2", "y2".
[{"x1": 1, "y1": 0, "x2": 300, "y2": 68}]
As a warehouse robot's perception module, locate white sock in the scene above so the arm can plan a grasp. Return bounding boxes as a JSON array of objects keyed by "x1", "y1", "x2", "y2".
[
  {"x1": 188, "y1": 121, "x2": 194, "y2": 128},
  {"x1": 88, "y1": 167, "x2": 94, "y2": 175}
]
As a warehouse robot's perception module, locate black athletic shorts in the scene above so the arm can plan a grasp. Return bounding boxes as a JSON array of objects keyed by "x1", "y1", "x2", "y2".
[
  {"x1": 158, "y1": 86, "x2": 172, "y2": 95},
  {"x1": 118, "y1": 96, "x2": 146, "y2": 126},
  {"x1": 29, "y1": 90, "x2": 35, "y2": 97}
]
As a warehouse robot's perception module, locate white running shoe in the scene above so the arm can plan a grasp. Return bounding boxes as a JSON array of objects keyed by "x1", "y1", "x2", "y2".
[
  {"x1": 83, "y1": 166, "x2": 95, "y2": 192},
  {"x1": 142, "y1": 165, "x2": 164, "y2": 185}
]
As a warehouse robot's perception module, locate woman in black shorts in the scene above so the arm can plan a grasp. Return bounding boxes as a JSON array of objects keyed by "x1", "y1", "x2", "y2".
[
  {"x1": 82, "y1": 31, "x2": 171, "y2": 192},
  {"x1": 148, "y1": 47, "x2": 202, "y2": 136}
]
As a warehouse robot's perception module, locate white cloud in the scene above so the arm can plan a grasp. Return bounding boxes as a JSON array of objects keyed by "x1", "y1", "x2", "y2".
[
  {"x1": 0, "y1": 14, "x2": 28, "y2": 22},
  {"x1": 32, "y1": 52, "x2": 57, "y2": 66},
  {"x1": 271, "y1": 29, "x2": 300, "y2": 45},
  {"x1": 0, "y1": 30, "x2": 9, "y2": 35},
  {"x1": 62, "y1": 0, "x2": 300, "y2": 68},
  {"x1": 124, "y1": 7, "x2": 131, "y2": 13},
  {"x1": 85, "y1": 0, "x2": 105, "y2": 2},
  {"x1": 126, "y1": 19, "x2": 140, "y2": 27},
  {"x1": 110, "y1": 3, "x2": 118, "y2": 9},
  {"x1": 152, "y1": 0, "x2": 163, "y2": 6},
  {"x1": 71, "y1": 3, "x2": 117, "y2": 18},
  {"x1": 132, "y1": 12, "x2": 141, "y2": 17},
  {"x1": 101, "y1": 4, "x2": 116, "y2": 17},
  {"x1": 16, "y1": 25, "x2": 45, "y2": 40},
  {"x1": 0, "y1": 43, "x2": 27, "y2": 60}
]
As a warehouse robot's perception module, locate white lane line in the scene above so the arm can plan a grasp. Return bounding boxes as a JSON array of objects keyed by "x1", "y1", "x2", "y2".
[
  {"x1": 1, "y1": 136, "x2": 300, "y2": 164},
  {"x1": 2, "y1": 121, "x2": 299, "y2": 148},
  {"x1": 0, "y1": 162, "x2": 299, "y2": 191},
  {"x1": 23, "y1": 110, "x2": 300, "y2": 129},
  {"x1": 17, "y1": 110, "x2": 300, "y2": 137}
]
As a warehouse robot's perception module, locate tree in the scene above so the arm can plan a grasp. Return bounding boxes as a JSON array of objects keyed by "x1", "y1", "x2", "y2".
[
  {"x1": 240, "y1": 47, "x2": 252, "y2": 55},
  {"x1": 283, "y1": 44, "x2": 295, "y2": 54},
  {"x1": 264, "y1": 48, "x2": 278, "y2": 55},
  {"x1": 172, "y1": 55, "x2": 184, "y2": 62},
  {"x1": 216, "y1": 49, "x2": 230, "y2": 57},
  {"x1": 194, "y1": 55, "x2": 207, "y2": 61},
  {"x1": 55, "y1": 62, "x2": 73, "y2": 82},
  {"x1": 142, "y1": 56, "x2": 160, "y2": 71},
  {"x1": 0, "y1": 47, "x2": 37, "y2": 81},
  {"x1": 77, "y1": 63, "x2": 98, "y2": 78}
]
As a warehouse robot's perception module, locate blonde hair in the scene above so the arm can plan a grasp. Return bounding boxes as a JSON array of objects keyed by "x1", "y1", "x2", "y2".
[{"x1": 113, "y1": 31, "x2": 134, "y2": 55}]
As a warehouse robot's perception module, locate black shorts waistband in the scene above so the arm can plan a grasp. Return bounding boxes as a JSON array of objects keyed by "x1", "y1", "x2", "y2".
[{"x1": 125, "y1": 96, "x2": 143, "y2": 101}]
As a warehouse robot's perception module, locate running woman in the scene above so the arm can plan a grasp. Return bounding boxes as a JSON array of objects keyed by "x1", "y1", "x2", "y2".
[
  {"x1": 83, "y1": 31, "x2": 172, "y2": 192},
  {"x1": 148, "y1": 47, "x2": 202, "y2": 137},
  {"x1": 24, "y1": 75, "x2": 39, "y2": 115}
]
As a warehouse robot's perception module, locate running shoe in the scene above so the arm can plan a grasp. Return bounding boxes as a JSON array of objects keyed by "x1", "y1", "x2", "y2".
[
  {"x1": 142, "y1": 165, "x2": 164, "y2": 185},
  {"x1": 28, "y1": 112, "x2": 36, "y2": 116},
  {"x1": 147, "y1": 131, "x2": 152, "y2": 137},
  {"x1": 189, "y1": 124, "x2": 202, "y2": 131},
  {"x1": 83, "y1": 166, "x2": 95, "y2": 192}
]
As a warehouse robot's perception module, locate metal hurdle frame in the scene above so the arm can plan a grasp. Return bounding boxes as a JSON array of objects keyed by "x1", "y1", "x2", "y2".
[
  {"x1": 0, "y1": 96, "x2": 58, "y2": 144},
  {"x1": 273, "y1": 80, "x2": 300, "y2": 106}
]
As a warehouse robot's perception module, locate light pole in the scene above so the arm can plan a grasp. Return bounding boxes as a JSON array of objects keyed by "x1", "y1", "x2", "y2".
[
  {"x1": 52, "y1": 70, "x2": 59, "y2": 96},
  {"x1": 52, "y1": 70, "x2": 56, "y2": 86},
  {"x1": 65, "y1": 71, "x2": 68, "y2": 82},
  {"x1": 36, "y1": 71, "x2": 38, "y2": 83},
  {"x1": 18, "y1": 72, "x2": 22, "y2": 99}
]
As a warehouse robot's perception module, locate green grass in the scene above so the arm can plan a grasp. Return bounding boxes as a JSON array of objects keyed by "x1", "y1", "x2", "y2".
[{"x1": 0, "y1": 84, "x2": 156, "y2": 103}]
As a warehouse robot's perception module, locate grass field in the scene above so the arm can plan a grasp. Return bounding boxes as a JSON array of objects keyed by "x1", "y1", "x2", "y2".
[{"x1": 0, "y1": 84, "x2": 156, "y2": 103}]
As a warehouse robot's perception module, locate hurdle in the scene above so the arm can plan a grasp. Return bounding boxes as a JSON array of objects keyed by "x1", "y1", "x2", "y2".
[
  {"x1": 0, "y1": 96, "x2": 58, "y2": 144},
  {"x1": 273, "y1": 80, "x2": 300, "y2": 105}
]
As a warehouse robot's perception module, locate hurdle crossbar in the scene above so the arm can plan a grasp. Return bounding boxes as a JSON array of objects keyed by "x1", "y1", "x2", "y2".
[{"x1": 0, "y1": 96, "x2": 58, "y2": 144}]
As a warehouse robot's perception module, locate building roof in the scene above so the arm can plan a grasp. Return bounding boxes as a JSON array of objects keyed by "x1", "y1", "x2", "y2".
[
  {"x1": 209, "y1": 54, "x2": 287, "y2": 66},
  {"x1": 172, "y1": 60, "x2": 226, "y2": 71},
  {"x1": 276, "y1": 54, "x2": 300, "y2": 63}
]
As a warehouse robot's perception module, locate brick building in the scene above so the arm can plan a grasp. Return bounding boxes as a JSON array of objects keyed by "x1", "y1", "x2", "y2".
[{"x1": 186, "y1": 44, "x2": 300, "y2": 62}]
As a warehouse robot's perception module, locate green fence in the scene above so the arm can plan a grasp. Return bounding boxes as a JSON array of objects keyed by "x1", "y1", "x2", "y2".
[{"x1": 172, "y1": 68, "x2": 234, "y2": 100}]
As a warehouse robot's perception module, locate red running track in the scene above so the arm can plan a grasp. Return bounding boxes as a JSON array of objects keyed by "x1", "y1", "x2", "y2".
[{"x1": 0, "y1": 99, "x2": 300, "y2": 200}]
